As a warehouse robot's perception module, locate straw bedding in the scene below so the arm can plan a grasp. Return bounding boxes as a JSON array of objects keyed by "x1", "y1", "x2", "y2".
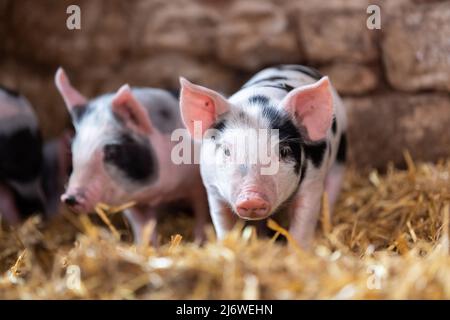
[{"x1": 1, "y1": 155, "x2": 449, "y2": 299}]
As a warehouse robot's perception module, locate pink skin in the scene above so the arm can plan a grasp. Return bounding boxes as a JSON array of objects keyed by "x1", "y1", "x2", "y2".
[
  {"x1": 235, "y1": 193, "x2": 270, "y2": 219},
  {"x1": 55, "y1": 68, "x2": 209, "y2": 243},
  {"x1": 179, "y1": 77, "x2": 230, "y2": 137},
  {"x1": 280, "y1": 77, "x2": 333, "y2": 141},
  {"x1": 217, "y1": 136, "x2": 281, "y2": 220},
  {"x1": 54, "y1": 68, "x2": 87, "y2": 109},
  {"x1": 233, "y1": 178, "x2": 276, "y2": 220},
  {"x1": 60, "y1": 157, "x2": 104, "y2": 213},
  {"x1": 57, "y1": 131, "x2": 73, "y2": 181}
]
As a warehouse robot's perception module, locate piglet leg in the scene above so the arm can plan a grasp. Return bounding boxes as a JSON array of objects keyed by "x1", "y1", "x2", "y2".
[
  {"x1": 190, "y1": 186, "x2": 209, "y2": 244},
  {"x1": 207, "y1": 190, "x2": 237, "y2": 240},
  {"x1": 325, "y1": 164, "x2": 345, "y2": 213},
  {"x1": 288, "y1": 178, "x2": 325, "y2": 249},
  {"x1": 124, "y1": 207, "x2": 158, "y2": 245},
  {"x1": 0, "y1": 185, "x2": 20, "y2": 225}
]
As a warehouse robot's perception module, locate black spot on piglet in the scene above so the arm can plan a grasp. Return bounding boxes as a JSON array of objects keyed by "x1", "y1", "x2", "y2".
[
  {"x1": 276, "y1": 65, "x2": 323, "y2": 81},
  {"x1": 70, "y1": 104, "x2": 89, "y2": 123},
  {"x1": 336, "y1": 133, "x2": 347, "y2": 163},
  {"x1": 248, "y1": 95, "x2": 270, "y2": 106},
  {"x1": 331, "y1": 117, "x2": 337, "y2": 135},
  {"x1": 104, "y1": 133, "x2": 157, "y2": 183},
  {"x1": 0, "y1": 128, "x2": 42, "y2": 182},
  {"x1": 247, "y1": 76, "x2": 289, "y2": 87},
  {"x1": 304, "y1": 141, "x2": 327, "y2": 168},
  {"x1": 263, "y1": 105, "x2": 302, "y2": 174},
  {"x1": 212, "y1": 118, "x2": 227, "y2": 133},
  {"x1": 0, "y1": 84, "x2": 20, "y2": 98}
]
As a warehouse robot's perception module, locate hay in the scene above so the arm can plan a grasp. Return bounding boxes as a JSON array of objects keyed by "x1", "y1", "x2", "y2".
[{"x1": 1, "y1": 157, "x2": 449, "y2": 299}]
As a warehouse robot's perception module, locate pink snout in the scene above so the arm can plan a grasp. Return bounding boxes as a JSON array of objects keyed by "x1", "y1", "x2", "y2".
[
  {"x1": 235, "y1": 194, "x2": 271, "y2": 220},
  {"x1": 61, "y1": 190, "x2": 90, "y2": 213}
]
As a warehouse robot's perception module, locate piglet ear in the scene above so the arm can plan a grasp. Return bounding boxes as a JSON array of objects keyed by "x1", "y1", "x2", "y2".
[
  {"x1": 111, "y1": 84, "x2": 152, "y2": 134},
  {"x1": 280, "y1": 76, "x2": 334, "y2": 141},
  {"x1": 179, "y1": 77, "x2": 230, "y2": 139},
  {"x1": 54, "y1": 67, "x2": 88, "y2": 118}
]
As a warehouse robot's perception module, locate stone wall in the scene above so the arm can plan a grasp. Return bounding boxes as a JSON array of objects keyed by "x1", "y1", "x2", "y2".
[{"x1": 0, "y1": 0, "x2": 449, "y2": 169}]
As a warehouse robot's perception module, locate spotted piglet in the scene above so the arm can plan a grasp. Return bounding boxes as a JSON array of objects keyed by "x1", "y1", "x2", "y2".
[
  {"x1": 180, "y1": 65, "x2": 347, "y2": 248},
  {"x1": 0, "y1": 85, "x2": 45, "y2": 225},
  {"x1": 55, "y1": 68, "x2": 208, "y2": 243}
]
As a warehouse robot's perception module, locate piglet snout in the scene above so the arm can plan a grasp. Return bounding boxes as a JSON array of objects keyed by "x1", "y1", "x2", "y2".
[
  {"x1": 235, "y1": 195, "x2": 271, "y2": 220},
  {"x1": 63, "y1": 195, "x2": 78, "y2": 206},
  {"x1": 61, "y1": 191, "x2": 87, "y2": 212}
]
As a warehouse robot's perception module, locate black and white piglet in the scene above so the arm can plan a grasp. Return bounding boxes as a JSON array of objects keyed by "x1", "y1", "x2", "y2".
[
  {"x1": 0, "y1": 85, "x2": 45, "y2": 224},
  {"x1": 180, "y1": 65, "x2": 347, "y2": 247},
  {"x1": 55, "y1": 68, "x2": 208, "y2": 243}
]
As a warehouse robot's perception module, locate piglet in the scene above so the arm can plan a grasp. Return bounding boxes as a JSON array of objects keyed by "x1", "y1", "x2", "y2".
[
  {"x1": 55, "y1": 68, "x2": 208, "y2": 243},
  {"x1": 0, "y1": 85, "x2": 45, "y2": 225},
  {"x1": 179, "y1": 65, "x2": 347, "y2": 248}
]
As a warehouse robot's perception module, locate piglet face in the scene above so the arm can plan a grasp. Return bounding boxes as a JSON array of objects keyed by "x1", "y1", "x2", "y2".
[
  {"x1": 61, "y1": 110, "x2": 158, "y2": 213},
  {"x1": 180, "y1": 78, "x2": 303, "y2": 220},
  {"x1": 62, "y1": 148, "x2": 135, "y2": 213},
  {"x1": 181, "y1": 76, "x2": 334, "y2": 221},
  {"x1": 203, "y1": 120, "x2": 301, "y2": 220},
  {"x1": 61, "y1": 144, "x2": 110, "y2": 213},
  {"x1": 56, "y1": 70, "x2": 158, "y2": 213}
]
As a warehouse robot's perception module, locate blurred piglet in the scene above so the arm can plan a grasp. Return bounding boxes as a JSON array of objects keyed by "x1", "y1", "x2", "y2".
[
  {"x1": 42, "y1": 128, "x2": 73, "y2": 216},
  {"x1": 180, "y1": 65, "x2": 347, "y2": 248},
  {"x1": 55, "y1": 68, "x2": 208, "y2": 243},
  {"x1": 0, "y1": 85, "x2": 45, "y2": 225}
]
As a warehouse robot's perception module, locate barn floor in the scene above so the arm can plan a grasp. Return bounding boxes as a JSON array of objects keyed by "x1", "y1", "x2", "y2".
[{"x1": 1, "y1": 156, "x2": 449, "y2": 299}]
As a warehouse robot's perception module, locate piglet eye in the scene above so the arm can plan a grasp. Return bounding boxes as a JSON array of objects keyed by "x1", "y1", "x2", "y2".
[
  {"x1": 280, "y1": 145, "x2": 292, "y2": 158},
  {"x1": 224, "y1": 146, "x2": 231, "y2": 157}
]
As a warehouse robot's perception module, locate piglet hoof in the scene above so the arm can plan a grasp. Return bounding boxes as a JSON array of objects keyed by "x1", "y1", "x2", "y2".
[{"x1": 194, "y1": 225, "x2": 207, "y2": 246}]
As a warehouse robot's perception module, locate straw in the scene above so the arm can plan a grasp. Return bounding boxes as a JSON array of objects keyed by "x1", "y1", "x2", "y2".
[{"x1": 0, "y1": 158, "x2": 449, "y2": 299}]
